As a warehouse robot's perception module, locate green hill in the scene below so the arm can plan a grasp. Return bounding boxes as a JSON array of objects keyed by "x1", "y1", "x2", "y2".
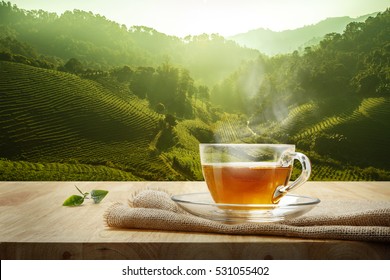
[
  {"x1": 0, "y1": 3, "x2": 259, "y2": 86},
  {"x1": 0, "y1": 3, "x2": 389, "y2": 181},
  {"x1": 0, "y1": 61, "x2": 205, "y2": 180},
  {"x1": 211, "y1": 9, "x2": 390, "y2": 179},
  {"x1": 267, "y1": 97, "x2": 390, "y2": 169},
  {"x1": 229, "y1": 13, "x2": 377, "y2": 55}
]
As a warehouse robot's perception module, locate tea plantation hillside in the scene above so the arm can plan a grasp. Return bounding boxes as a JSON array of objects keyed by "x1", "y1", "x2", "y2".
[
  {"x1": 1, "y1": 61, "x2": 389, "y2": 181},
  {"x1": 289, "y1": 98, "x2": 390, "y2": 168},
  {"x1": 0, "y1": 61, "x2": 205, "y2": 180},
  {"x1": 249, "y1": 97, "x2": 390, "y2": 180},
  {"x1": 1, "y1": 4, "x2": 389, "y2": 181}
]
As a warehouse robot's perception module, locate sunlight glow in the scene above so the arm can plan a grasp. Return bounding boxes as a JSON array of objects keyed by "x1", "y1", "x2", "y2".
[{"x1": 9, "y1": 0, "x2": 390, "y2": 37}]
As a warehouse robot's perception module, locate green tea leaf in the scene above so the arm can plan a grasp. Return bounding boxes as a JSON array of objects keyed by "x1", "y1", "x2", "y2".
[
  {"x1": 90, "y1": 189, "x2": 109, "y2": 204},
  {"x1": 75, "y1": 185, "x2": 88, "y2": 198},
  {"x1": 62, "y1": 195, "x2": 84, "y2": 206}
]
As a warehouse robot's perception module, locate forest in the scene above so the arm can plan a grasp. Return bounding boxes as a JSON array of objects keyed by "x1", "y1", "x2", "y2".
[{"x1": 0, "y1": 1, "x2": 389, "y2": 181}]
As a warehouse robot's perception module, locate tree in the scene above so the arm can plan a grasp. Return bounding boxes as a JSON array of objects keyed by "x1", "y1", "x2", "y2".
[
  {"x1": 164, "y1": 113, "x2": 177, "y2": 128},
  {"x1": 197, "y1": 85, "x2": 210, "y2": 100},
  {"x1": 61, "y1": 58, "x2": 83, "y2": 74},
  {"x1": 151, "y1": 61, "x2": 179, "y2": 107},
  {"x1": 111, "y1": 65, "x2": 133, "y2": 83},
  {"x1": 155, "y1": 103, "x2": 165, "y2": 114},
  {"x1": 129, "y1": 66, "x2": 155, "y2": 98},
  {"x1": 178, "y1": 68, "x2": 194, "y2": 98}
]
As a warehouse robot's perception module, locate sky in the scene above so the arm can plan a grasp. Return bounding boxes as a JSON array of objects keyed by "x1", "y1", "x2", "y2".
[{"x1": 8, "y1": 0, "x2": 390, "y2": 37}]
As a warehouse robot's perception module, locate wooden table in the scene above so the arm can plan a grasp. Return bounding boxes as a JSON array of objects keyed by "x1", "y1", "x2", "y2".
[{"x1": 0, "y1": 181, "x2": 389, "y2": 260}]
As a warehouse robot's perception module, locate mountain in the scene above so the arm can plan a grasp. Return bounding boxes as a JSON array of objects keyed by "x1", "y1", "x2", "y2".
[
  {"x1": 0, "y1": 61, "x2": 211, "y2": 181},
  {"x1": 214, "y1": 9, "x2": 390, "y2": 175},
  {"x1": 228, "y1": 13, "x2": 378, "y2": 55},
  {"x1": 1, "y1": 2, "x2": 389, "y2": 181},
  {"x1": 0, "y1": 3, "x2": 259, "y2": 86}
]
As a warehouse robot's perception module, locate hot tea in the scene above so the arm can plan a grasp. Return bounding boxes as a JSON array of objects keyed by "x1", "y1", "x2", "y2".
[
  {"x1": 199, "y1": 143, "x2": 311, "y2": 206},
  {"x1": 202, "y1": 163, "x2": 292, "y2": 204}
]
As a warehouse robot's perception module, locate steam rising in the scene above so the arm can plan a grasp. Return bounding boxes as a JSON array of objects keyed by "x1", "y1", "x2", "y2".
[{"x1": 212, "y1": 58, "x2": 290, "y2": 143}]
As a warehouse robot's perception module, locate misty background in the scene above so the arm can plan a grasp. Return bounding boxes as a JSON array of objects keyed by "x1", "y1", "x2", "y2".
[{"x1": 0, "y1": 1, "x2": 389, "y2": 181}]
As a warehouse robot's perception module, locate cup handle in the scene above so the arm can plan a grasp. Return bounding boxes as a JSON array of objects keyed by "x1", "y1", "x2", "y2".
[{"x1": 273, "y1": 152, "x2": 311, "y2": 201}]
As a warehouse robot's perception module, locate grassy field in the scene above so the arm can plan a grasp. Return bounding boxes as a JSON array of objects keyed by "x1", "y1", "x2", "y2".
[
  {"x1": 0, "y1": 61, "x2": 185, "y2": 180},
  {"x1": 1, "y1": 61, "x2": 389, "y2": 181},
  {"x1": 0, "y1": 158, "x2": 141, "y2": 180}
]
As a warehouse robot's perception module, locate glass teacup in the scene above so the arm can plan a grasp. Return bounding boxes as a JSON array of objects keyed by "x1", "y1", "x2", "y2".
[{"x1": 200, "y1": 144, "x2": 311, "y2": 205}]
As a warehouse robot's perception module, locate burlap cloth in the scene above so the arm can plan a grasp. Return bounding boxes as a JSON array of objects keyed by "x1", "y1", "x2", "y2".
[{"x1": 104, "y1": 189, "x2": 390, "y2": 242}]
